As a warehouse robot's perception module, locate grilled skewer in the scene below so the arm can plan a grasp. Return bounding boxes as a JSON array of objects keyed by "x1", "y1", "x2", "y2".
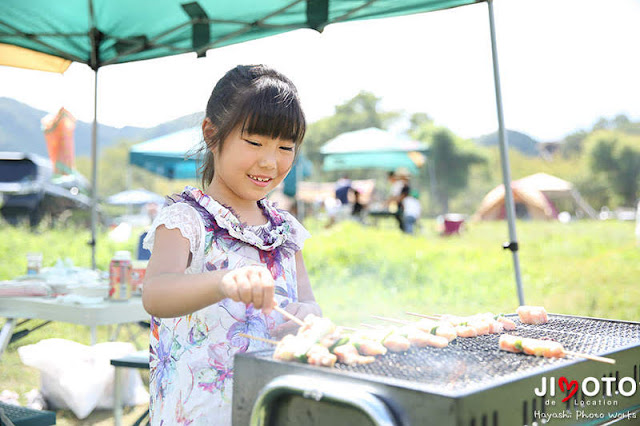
[
  {"x1": 264, "y1": 313, "x2": 381, "y2": 367},
  {"x1": 498, "y1": 334, "x2": 615, "y2": 364},
  {"x1": 516, "y1": 306, "x2": 548, "y2": 325},
  {"x1": 375, "y1": 314, "x2": 504, "y2": 340},
  {"x1": 407, "y1": 311, "x2": 517, "y2": 332},
  {"x1": 354, "y1": 324, "x2": 413, "y2": 353},
  {"x1": 370, "y1": 315, "x2": 452, "y2": 346}
]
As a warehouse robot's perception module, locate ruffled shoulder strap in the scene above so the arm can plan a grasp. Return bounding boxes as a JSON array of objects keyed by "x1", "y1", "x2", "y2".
[{"x1": 143, "y1": 202, "x2": 206, "y2": 270}]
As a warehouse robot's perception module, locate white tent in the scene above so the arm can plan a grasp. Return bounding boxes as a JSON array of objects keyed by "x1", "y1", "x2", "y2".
[{"x1": 106, "y1": 189, "x2": 165, "y2": 206}]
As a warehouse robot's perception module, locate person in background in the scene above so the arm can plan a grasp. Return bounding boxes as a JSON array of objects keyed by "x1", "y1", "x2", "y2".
[
  {"x1": 351, "y1": 188, "x2": 365, "y2": 222},
  {"x1": 334, "y1": 174, "x2": 352, "y2": 205},
  {"x1": 141, "y1": 65, "x2": 321, "y2": 425},
  {"x1": 399, "y1": 185, "x2": 421, "y2": 234},
  {"x1": 144, "y1": 202, "x2": 160, "y2": 223},
  {"x1": 386, "y1": 168, "x2": 411, "y2": 231},
  {"x1": 325, "y1": 174, "x2": 353, "y2": 228}
]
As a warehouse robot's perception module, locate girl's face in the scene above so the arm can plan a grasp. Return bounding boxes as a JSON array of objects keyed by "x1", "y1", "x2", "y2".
[{"x1": 209, "y1": 124, "x2": 296, "y2": 207}]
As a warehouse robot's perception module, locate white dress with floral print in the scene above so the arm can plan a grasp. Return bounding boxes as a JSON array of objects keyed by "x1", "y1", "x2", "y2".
[{"x1": 143, "y1": 186, "x2": 310, "y2": 425}]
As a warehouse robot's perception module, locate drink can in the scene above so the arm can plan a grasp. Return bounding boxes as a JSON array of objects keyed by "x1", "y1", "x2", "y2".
[
  {"x1": 109, "y1": 250, "x2": 132, "y2": 301},
  {"x1": 131, "y1": 260, "x2": 147, "y2": 296}
]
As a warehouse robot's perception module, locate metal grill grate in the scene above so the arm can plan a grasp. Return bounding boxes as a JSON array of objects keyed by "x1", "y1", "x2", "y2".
[{"x1": 254, "y1": 314, "x2": 640, "y2": 394}]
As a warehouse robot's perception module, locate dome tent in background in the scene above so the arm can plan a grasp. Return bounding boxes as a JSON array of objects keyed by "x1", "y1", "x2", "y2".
[{"x1": 473, "y1": 173, "x2": 597, "y2": 221}]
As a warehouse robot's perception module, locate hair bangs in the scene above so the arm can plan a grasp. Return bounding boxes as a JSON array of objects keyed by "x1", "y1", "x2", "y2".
[{"x1": 240, "y1": 83, "x2": 306, "y2": 144}]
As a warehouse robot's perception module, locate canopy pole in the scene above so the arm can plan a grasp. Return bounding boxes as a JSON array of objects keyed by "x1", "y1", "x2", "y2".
[
  {"x1": 90, "y1": 69, "x2": 98, "y2": 269},
  {"x1": 487, "y1": 0, "x2": 525, "y2": 305}
]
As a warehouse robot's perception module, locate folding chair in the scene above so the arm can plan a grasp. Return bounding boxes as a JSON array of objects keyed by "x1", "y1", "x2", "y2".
[
  {"x1": 0, "y1": 402, "x2": 56, "y2": 426},
  {"x1": 111, "y1": 351, "x2": 150, "y2": 426}
]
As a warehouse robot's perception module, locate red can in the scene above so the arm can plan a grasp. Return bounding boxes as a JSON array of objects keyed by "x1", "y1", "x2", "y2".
[{"x1": 109, "y1": 251, "x2": 132, "y2": 301}]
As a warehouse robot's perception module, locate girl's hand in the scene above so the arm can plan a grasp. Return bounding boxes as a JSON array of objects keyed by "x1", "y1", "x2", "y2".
[
  {"x1": 271, "y1": 301, "x2": 322, "y2": 340},
  {"x1": 220, "y1": 266, "x2": 276, "y2": 314}
]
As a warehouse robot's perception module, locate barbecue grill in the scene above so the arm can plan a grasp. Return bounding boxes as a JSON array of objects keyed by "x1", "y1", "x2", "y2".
[{"x1": 233, "y1": 314, "x2": 640, "y2": 425}]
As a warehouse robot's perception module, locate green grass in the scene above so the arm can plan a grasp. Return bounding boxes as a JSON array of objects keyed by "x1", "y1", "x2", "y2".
[
  {"x1": 1, "y1": 218, "x2": 639, "y2": 423},
  {"x1": 304, "y1": 218, "x2": 640, "y2": 325}
]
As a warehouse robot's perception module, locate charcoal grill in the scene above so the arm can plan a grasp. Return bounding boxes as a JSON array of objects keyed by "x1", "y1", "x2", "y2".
[{"x1": 233, "y1": 314, "x2": 640, "y2": 425}]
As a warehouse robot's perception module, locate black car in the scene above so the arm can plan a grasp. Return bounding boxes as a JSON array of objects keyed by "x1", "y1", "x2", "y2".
[{"x1": 0, "y1": 151, "x2": 90, "y2": 226}]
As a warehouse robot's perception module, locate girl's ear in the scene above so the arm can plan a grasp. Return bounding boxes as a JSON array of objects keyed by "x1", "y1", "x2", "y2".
[{"x1": 202, "y1": 118, "x2": 216, "y2": 149}]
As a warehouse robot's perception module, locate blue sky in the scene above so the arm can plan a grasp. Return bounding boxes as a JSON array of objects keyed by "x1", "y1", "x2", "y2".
[{"x1": 1, "y1": 0, "x2": 638, "y2": 142}]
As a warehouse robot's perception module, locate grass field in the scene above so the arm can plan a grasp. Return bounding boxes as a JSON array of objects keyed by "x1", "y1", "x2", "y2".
[
  {"x1": 1, "y1": 218, "x2": 638, "y2": 424},
  {"x1": 305, "y1": 218, "x2": 640, "y2": 324}
]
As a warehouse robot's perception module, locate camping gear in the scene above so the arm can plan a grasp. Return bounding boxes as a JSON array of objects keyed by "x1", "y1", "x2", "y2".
[
  {"x1": 442, "y1": 213, "x2": 465, "y2": 235},
  {"x1": 234, "y1": 313, "x2": 640, "y2": 425},
  {"x1": 129, "y1": 127, "x2": 201, "y2": 180},
  {"x1": 475, "y1": 183, "x2": 556, "y2": 220},
  {"x1": 474, "y1": 173, "x2": 597, "y2": 220},
  {"x1": 105, "y1": 189, "x2": 165, "y2": 206},
  {"x1": 110, "y1": 350, "x2": 150, "y2": 426},
  {"x1": 0, "y1": 0, "x2": 525, "y2": 303},
  {"x1": 0, "y1": 401, "x2": 56, "y2": 426},
  {"x1": 18, "y1": 340, "x2": 148, "y2": 419},
  {"x1": 0, "y1": 296, "x2": 148, "y2": 359},
  {"x1": 320, "y1": 128, "x2": 428, "y2": 175}
]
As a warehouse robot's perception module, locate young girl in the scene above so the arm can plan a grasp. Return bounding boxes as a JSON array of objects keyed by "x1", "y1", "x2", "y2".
[{"x1": 141, "y1": 65, "x2": 321, "y2": 425}]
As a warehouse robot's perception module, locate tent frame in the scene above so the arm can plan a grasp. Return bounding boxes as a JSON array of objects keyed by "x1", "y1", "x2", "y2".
[{"x1": 487, "y1": 0, "x2": 524, "y2": 304}]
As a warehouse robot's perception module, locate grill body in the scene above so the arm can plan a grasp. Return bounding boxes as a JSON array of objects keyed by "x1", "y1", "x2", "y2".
[{"x1": 233, "y1": 315, "x2": 640, "y2": 425}]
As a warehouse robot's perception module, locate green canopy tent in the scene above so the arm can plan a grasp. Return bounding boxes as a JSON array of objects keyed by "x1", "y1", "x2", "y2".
[
  {"x1": 129, "y1": 127, "x2": 202, "y2": 180},
  {"x1": 0, "y1": 0, "x2": 525, "y2": 304},
  {"x1": 320, "y1": 127, "x2": 428, "y2": 175}
]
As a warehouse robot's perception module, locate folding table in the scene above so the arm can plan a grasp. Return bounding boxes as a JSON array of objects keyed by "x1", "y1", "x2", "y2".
[{"x1": 0, "y1": 296, "x2": 149, "y2": 359}]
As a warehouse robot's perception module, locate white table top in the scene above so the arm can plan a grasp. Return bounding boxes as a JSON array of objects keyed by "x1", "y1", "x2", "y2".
[{"x1": 0, "y1": 296, "x2": 149, "y2": 327}]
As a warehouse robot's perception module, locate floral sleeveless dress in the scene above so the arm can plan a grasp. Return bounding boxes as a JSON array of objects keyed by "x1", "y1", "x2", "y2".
[{"x1": 143, "y1": 186, "x2": 310, "y2": 425}]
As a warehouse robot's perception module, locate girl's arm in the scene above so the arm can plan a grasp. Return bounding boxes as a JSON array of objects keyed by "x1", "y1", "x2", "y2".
[
  {"x1": 293, "y1": 250, "x2": 320, "y2": 311},
  {"x1": 272, "y1": 250, "x2": 322, "y2": 339},
  {"x1": 142, "y1": 225, "x2": 275, "y2": 318}
]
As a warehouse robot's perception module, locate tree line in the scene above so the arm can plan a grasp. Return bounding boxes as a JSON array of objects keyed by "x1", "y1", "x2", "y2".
[{"x1": 77, "y1": 91, "x2": 640, "y2": 217}]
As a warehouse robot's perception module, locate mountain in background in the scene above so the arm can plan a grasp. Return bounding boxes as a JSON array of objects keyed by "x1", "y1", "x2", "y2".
[
  {"x1": 474, "y1": 129, "x2": 540, "y2": 156},
  {"x1": 1, "y1": 97, "x2": 543, "y2": 160},
  {"x1": 0, "y1": 97, "x2": 202, "y2": 157}
]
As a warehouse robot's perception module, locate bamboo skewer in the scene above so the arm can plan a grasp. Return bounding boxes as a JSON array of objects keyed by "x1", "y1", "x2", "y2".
[
  {"x1": 370, "y1": 315, "x2": 410, "y2": 325},
  {"x1": 360, "y1": 323, "x2": 384, "y2": 329},
  {"x1": 238, "y1": 333, "x2": 279, "y2": 345},
  {"x1": 564, "y1": 351, "x2": 615, "y2": 364},
  {"x1": 273, "y1": 305, "x2": 305, "y2": 326},
  {"x1": 405, "y1": 312, "x2": 441, "y2": 320}
]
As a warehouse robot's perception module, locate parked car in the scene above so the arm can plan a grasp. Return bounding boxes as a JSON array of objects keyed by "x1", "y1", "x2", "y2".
[{"x1": 0, "y1": 151, "x2": 90, "y2": 226}]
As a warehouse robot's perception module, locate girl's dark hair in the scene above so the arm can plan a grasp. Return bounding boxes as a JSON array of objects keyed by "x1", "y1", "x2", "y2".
[{"x1": 199, "y1": 64, "x2": 306, "y2": 187}]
